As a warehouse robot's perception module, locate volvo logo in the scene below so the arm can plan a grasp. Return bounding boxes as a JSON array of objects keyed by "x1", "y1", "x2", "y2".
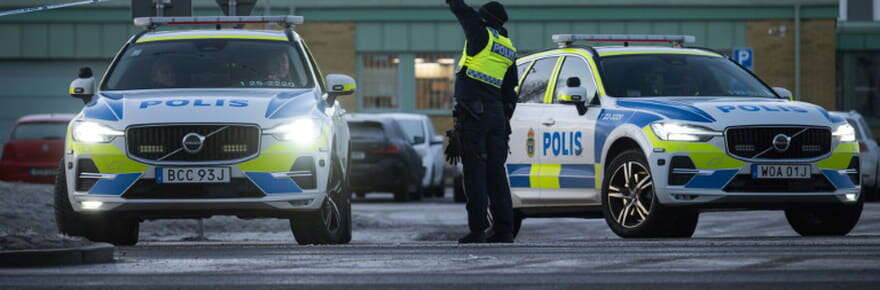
[
  {"x1": 772, "y1": 134, "x2": 791, "y2": 152},
  {"x1": 182, "y1": 133, "x2": 206, "y2": 154}
]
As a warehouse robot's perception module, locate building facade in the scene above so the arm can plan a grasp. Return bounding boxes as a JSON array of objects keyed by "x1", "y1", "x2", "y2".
[{"x1": 0, "y1": 0, "x2": 850, "y2": 143}]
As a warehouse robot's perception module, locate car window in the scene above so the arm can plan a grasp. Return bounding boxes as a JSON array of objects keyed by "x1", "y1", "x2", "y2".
[
  {"x1": 397, "y1": 119, "x2": 426, "y2": 144},
  {"x1": 349, "y1": 122, "x2": 385, "y2": 140},
  {"x1": 103, "y1": 39, "x2": 314, "y2": 90},
  {"x1": 847, "y1": 119, "x2": 864, "y2": 140},
  {"x1": 518, "y1": 57, "x2": 558, "y2": 104},
  {"x1": 516, "y1": 61, "x2": 532, "y2": 85},
  {"x1": 424, "y1": 118, "x2": 437, "y2": 136},
  {"x1": 601, "y1": 54, "x2": 775, "y2": 98},
  {"x1": 11, "y1": 122, "x2": 67, "y2": 140},
  {"x1": 857, "y1": 117, "x2": 875, "y2": 140},
  {"x1": 553, "y1": 56, "x2": 597, "y2": 104}
]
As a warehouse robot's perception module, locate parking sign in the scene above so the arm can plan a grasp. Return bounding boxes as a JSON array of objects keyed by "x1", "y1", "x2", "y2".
[{"x1": 733, "y1": 48, "x2": 753, "y2": 71}]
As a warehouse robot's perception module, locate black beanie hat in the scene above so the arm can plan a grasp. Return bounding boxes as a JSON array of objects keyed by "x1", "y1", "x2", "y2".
[{"x1": 479, "y1": 1, "x2": 508, "y2": 24}]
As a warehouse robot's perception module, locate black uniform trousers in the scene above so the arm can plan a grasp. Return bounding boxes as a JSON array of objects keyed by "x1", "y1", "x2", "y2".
[{"x1": 458, "y1": 102, "x2": 513, "y2": 235}]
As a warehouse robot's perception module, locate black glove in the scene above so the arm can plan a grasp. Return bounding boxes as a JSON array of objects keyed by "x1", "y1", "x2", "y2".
[{"x1": 445, "y1": 129, "x2": 462, "y2": 165}]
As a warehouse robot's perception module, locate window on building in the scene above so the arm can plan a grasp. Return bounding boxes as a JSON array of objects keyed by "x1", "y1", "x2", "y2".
[
  {"x1": 553, "y1": 56, "x2": 597, "y2": 103},
  {"x1": 415, "y1": 53, "x2": 456, "y2": 110},
  {"x1": 518, "y1": 57, "x2": 558, "y2": 103},
  {"x1": 360, "y1": 54, "x2": 399, "y2": 109},
  {"x1": 839, "y1": 52, "x2": 880, "y2": 124}
]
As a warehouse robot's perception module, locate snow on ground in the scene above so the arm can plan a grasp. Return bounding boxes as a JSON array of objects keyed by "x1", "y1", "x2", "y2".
[{"x1": 0, "y1": 181, "x2": 458, "y2": 248}]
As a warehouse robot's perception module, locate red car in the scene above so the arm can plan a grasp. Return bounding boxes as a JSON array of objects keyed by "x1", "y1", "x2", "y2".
[{"x1": 0, "y1": 114, "x2": 75, "y2": 184}]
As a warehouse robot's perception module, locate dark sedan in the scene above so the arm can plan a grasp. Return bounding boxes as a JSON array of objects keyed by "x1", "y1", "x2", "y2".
[{"x1": 346, "y1": 114, "x2": 425, "y2": 202}]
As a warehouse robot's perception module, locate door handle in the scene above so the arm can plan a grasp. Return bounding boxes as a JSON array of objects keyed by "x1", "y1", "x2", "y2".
[{"x1": 542, "y1": 118, "x2": 556, "y2": 126}]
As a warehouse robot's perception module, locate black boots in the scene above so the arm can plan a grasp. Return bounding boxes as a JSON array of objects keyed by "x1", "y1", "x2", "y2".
[
  {"x1": 486, "y1": 233, "x2": 514, "y2": 243},
  {"x1": 458, "y1": 232, "x2": 487, "y2": 244}
]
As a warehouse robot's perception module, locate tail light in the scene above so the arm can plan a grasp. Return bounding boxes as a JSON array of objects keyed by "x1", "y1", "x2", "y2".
[
  {"x1": 369, "y1": 145, "x2": 400, "y2": 154},
  {"x1": 859, "y1": 142, "x2": 869, "y2": 153},
  {"x1": 1, "y1": 144, "x2": 12, "y2": 161}
]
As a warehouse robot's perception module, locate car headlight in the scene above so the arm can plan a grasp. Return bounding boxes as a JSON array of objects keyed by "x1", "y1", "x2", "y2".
[
  {"x1": 71, "y1": 121, "x2": 123, "y2": 143},
  {"x1": 833, "y1": 123, "x2": 856, "y2": 143},
  {"x1": 264, "y1": 118, "x2": 322, "y2": 144},
  {"x1": 650, "y1": 122, "x2": 721, "y2": 142}
]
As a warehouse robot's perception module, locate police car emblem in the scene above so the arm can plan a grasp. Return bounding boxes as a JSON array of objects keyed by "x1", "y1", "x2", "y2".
[
  {"x1": 527, "y1": 128, "x2": 536, "y2": 158},
  {"x1": 772, "y1": 134, "x2": 791, "y2": 152},
  {"x1": 182, "y1": 133, "x2": 206, "y2": 154}
]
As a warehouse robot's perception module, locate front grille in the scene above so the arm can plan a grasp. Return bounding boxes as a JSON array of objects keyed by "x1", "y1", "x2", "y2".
[
  {"x1": 127, "y1": 124, "x2": 260, "y2": 163},
  {"x1": 723, "y1": 174, "x2": 835, "y2": 192},
  {"x1": 122, "y1": 178, "x2": 264, "y2": 199},
  {"x1": 725, "y1": 126, "x2": 831, "y2": 160}
]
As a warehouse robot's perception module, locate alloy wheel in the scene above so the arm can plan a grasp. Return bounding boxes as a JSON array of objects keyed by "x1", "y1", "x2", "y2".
[{"x1": 607, "y1": 161, "x2": 655, "y2": 228}]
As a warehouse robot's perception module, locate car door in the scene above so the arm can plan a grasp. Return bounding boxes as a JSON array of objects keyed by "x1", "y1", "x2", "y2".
[
  {"x1": 508, "y1": 56, "x2": 559, "y2": 204},
  {"x1": 539, "y1": 54, "x2": 602, "y2": 204},
  {"x1": 425, "y1": 118, "x2": 445, "y2": 187},
  {"x1": 398, "y1": 117, "x2": 430, "y2": 186}
]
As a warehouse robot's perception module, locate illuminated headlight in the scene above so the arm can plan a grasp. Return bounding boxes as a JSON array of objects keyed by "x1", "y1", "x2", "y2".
[
  {"x1": 264, "y1": 118, "x2": 322, "y2": 144},
  {"x1": 650, "y1": 122, "x2": 721, "y2": 142},
  {"x1": 72, "y1": 121, "x2": 123, "y2": 143},
  {"x1": 833, "y1": 123, "x2": 856, "y2": 143}
]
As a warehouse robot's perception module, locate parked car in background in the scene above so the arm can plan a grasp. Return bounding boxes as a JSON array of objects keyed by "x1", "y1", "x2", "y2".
[
  {"x1": 346, "y1": 114, "x2": 425, "y2": 202},
  {"x1": 831, "y1": 111, "x2": 879, "y2": 201},
  {"x1": 0, "y1": 114, "x2": 75, "y2": 184},
  {"x1": 382, "y1": 113, "x2": 446, "y2": 198}
]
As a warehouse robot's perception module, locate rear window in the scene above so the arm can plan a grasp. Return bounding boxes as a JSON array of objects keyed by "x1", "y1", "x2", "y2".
[
  {"x1": 397, "y1": 119, "x2": 426, "y2": 144},
  {"x1": 349, "y1": 122, "x2": 385, "y2": 140},
  {"x1": 12, "y1": 122, "x2": 67, "y2": 140}
]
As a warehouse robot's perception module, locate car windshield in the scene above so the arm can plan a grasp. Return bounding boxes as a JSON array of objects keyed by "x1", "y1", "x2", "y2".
[
  {"x1": 601, "y1": 54, "x2": 776, "y2": 98},
  {"x1": 103, "y1": 39, "x2": 313, "y2": 90},
  {"x1": 397, "y1": 119, "x2": 425, "y2": 143},
  {"x1": 12, "y1": 122, "x2": 67, "y2": 140}
]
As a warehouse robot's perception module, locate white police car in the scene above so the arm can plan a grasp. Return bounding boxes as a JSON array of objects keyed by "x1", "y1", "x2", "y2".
[
  {"x1": 58, "y1": 16, "x2": 356, "y2": 245},
  {"x1": 507, "y1": 34, "x2": 862, "y2": 238}
]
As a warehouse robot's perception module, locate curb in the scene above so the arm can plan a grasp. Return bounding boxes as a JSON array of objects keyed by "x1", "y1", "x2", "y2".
[{"x1": 0, "y1": 243, "x2": 114, "y2": 267}]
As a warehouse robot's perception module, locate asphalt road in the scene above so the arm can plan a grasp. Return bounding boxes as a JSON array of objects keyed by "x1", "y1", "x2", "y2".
[{"x1": 2, "y1": 193, "x2": 880, "y2": 289}]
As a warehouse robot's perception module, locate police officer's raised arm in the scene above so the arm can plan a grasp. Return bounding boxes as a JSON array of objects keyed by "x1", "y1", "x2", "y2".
[{"x1": 446, "y1": 0, "x2": 489, "y2": 55}]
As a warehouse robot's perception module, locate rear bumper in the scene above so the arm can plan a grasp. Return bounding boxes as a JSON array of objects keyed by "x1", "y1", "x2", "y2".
[
  {"x1": 0, "y1": 161, "x2": 57, "y2": 184},
  {"x1": 350, "y1": 160, "x2": 409, "y2": 192}
]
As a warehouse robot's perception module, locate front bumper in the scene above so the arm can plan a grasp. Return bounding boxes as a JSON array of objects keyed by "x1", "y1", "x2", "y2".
[
  {"x1": 643, "y1": 127, "x2": 861, "y2": 208},
  {"x1": 65, "y1": 134, "x2": 331, "y2": 216}
]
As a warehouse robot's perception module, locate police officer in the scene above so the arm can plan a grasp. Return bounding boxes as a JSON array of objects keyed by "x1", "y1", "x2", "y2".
[{"x1": 445, "y1": 0, "x2": 518, "y2": 244}]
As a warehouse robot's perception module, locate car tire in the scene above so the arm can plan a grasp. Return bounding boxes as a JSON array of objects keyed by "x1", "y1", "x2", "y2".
[
  {"x1": 601, "y1": 149, "x2": 698, "y2": 238},
  {"x1": 453, "y1": 176, "x2": 466, "y2": 203},
  {"x1": 290, "y1": 151, "x2": 352, "y2": 245},
  {"x1": 785, "y1": 200, "x2": 863, "y2": 236},
  {"x1": 410, "y1": 184, "x2": 423, "y2": 201},
  {"x1": 511, "y1": 211, "x2": 525, "y2": 239},
  {"x1": 86, "y1": 216, "x2": 140, "y2": 246},
  {"x1": 54, "y1": 162, "x2": 87, "y2": 237}
]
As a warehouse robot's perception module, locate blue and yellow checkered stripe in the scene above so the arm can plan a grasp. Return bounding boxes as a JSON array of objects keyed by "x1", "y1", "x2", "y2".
[{"x1": 507, "y1": 163, "x2": 596, "y2": 189}]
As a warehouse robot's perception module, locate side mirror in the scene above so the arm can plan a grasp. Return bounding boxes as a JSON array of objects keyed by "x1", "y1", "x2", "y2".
[
  {"x1": 430, "y1": 135, "x2": 444, "y2": 145},
  {"x1": 773, "y1": 87, "x2": 794, "y2": 101},
  {"x1": 326, "y1": 74, "x2": 356, "y2": 107},
  {"x1": 70, "y1": 67, "x2": 96, "y2": 104},
  {"x1": 412, "y1": 136, "x2": 426, "y2": 145},
  {"x1": 557, "y1": 77, "x2": 595, "y2": 116}
]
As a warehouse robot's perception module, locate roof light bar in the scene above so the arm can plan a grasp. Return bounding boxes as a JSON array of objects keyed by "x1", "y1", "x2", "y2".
[
  {"x1": 134, "y1": 16, "x2": 304, "y2": 28},
  {"x1": 553, "y1": 34, "x2": 696, "y2": 48}
]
